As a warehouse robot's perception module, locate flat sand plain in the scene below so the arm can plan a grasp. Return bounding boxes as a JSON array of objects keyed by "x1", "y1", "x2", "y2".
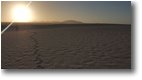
[{"x1": 1, "y1": 24, "x2": 131, "y2": 69}]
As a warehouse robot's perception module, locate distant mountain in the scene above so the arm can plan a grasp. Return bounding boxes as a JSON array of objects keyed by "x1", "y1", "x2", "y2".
[{"x1": 62, "y1": 20, "x2": 83, "y2": 24}]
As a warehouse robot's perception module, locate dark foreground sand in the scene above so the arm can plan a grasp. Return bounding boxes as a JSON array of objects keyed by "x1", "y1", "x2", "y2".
[{"x1": 1, "y1": 24, "x2": 131, "y2": 69}]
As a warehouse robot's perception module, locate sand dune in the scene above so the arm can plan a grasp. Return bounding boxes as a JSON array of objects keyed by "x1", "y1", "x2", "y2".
[{"x1": 1, "y1": 24, "x2": 131, "y2": 69}]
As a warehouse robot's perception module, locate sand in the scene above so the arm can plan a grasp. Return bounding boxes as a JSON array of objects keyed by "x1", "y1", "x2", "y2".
[{"x1": 1, "y1": 24, "x2": 131, "y2": 69}]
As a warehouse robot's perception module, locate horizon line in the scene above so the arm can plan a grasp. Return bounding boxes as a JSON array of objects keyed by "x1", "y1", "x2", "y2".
[{"x1": 1, "y1": 22, "x2": 131, "y2": 25}]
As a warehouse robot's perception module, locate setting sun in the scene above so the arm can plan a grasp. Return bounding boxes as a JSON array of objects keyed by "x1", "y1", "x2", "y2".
[{"x1": 12, "y1": 5, "x2": 32, "y2": 22}]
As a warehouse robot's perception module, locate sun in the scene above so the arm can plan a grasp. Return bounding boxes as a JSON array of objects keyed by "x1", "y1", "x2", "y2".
[{"x1": 12, "y1": 5, "x2": 32, "y2": 22}]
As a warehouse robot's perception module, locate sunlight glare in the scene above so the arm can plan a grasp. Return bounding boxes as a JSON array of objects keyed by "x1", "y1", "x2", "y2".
[{"x1": 12, "y1": 5, "x2": 32, "y2": 22}]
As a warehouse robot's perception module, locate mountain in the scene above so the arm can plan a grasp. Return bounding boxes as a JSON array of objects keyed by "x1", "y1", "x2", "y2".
[{"x1": 62, "y1": 20, "x2": 83, "y2": 24}]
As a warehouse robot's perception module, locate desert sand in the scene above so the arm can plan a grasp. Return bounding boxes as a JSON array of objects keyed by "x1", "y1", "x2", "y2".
[{"x1": 1, "y1": 24, "x2": 131, "y2": 69}]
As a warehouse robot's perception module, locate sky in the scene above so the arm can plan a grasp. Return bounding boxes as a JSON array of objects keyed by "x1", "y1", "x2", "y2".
[{"x1": 1, "y1": 1, "x2": 131, "y2": 24}]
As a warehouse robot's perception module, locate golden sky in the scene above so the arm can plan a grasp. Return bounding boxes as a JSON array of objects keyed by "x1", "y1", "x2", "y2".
[{"x1": 1, "y1": 1, "x2": 131, "y2": 24}]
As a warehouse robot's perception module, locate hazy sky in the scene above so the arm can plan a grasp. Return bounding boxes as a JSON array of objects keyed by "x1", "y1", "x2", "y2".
[{"x1": 1, "y1": 1, "x2": 131, "y2": 24}]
